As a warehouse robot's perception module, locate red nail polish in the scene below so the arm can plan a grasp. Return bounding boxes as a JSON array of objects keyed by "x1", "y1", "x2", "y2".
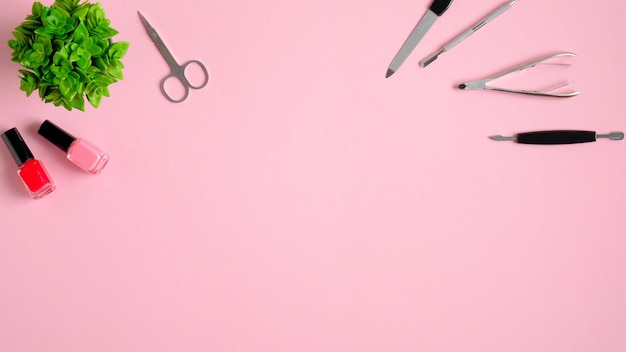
[
  {"x1": 2, "y1": 128, "x2": 56, "y2": 199},
  {"x1": 37, "y1": 120, "x2": 110, "y2": 175}
]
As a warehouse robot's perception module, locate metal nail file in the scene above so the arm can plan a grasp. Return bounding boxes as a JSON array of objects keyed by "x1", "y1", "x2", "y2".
[
  {"x1": 489, "y1": 130, "x2": 625, "y2": 144},
  {"x1": 386, "y1": 0, "x2": 454, "y2": 78}
]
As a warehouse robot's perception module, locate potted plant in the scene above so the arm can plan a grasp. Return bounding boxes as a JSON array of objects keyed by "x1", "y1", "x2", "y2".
[{"x1": 8, "y1": 0, "x2": 130, "y2": 111}]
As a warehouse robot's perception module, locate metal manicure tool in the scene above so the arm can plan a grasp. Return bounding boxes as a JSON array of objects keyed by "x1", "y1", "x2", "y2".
[
  {"x1": 489, "y1": 130, "x2": 624, "y2": 144},
  {"x1": 458, "y1": 52, "x2": 581, "y2": 97},
  {"x1": 138, "y1": 11, "x2": 209, "y2": 103},
  {"x1": 420, "y1": 0, "x2": 517, "y2": 68},
  {"x1": 386, "y1": 0, "x2": 454, "y2": 78}
]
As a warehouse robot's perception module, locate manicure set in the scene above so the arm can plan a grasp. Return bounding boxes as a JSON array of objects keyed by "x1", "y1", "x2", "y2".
[{"x1": 386, "y1": 0, "x2": 623, "y2": 146}]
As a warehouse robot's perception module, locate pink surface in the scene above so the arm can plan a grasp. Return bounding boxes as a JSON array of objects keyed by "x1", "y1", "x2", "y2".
[{"x1": 1, "y1": 0, "x2": 625, "y2": 351}]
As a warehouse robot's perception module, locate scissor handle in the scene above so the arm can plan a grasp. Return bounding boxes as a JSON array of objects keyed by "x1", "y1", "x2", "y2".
[
  {"x1": 180, "y1": 60, "x2": 209, "y2": 89},
  {"x1": 160, "y1": 60, "x2": 209, "y2": 103}
]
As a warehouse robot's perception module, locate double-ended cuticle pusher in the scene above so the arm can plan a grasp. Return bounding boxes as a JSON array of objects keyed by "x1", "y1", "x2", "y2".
[{"x1": 489, "y1": 130, "x2": 625, "y2": 144}]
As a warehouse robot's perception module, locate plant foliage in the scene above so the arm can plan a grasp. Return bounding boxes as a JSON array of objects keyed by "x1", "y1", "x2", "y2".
[{"x1": 8, "y1": 0, "x2": 130, "y2": 111}]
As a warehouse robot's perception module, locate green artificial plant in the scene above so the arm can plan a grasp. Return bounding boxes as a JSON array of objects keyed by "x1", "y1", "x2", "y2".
[{"x1": 8, "y1": 0, "x2": 130, "y2": 111}]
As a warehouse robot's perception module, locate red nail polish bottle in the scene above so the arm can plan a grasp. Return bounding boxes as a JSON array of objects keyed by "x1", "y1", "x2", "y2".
[{"x1": 2, "y1": 128, "x2": 56, "y2": 199}]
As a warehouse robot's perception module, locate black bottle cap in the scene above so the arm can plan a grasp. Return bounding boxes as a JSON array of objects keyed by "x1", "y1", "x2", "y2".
[
  {"x1": 2, "y1": 128, "x2": 35, "y2": 167},
  {"x1": 37, "y1": 120, "x2": 77, "y2": 153}
]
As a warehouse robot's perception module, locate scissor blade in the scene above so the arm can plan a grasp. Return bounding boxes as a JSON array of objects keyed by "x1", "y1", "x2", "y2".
[
  {"x1": 386, "y1": 10, "x2": 438, "y2": 78},
  {"x1": 138, "y1": 11, "x2": 180, "y2": 69},
  {"x1": 138, "y1": 11, "x2": 163, "y2": 46},
  {"x1": 138, "y1": 12, "x2": 152, "y2": 31}
]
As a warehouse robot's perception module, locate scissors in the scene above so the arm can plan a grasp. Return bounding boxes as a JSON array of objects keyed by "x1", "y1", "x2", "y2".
[{"x1": 138, "y1": 12, "x2": 209, "y2": 103}]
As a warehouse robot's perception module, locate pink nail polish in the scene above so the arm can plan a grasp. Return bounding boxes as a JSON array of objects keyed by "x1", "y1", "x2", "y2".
[
  {"x1": 38, "y1": 120, "x2": 110, "y2": 175},
  {"x1": 2, "y1": 128, "x2": 56, "y2": 199}
]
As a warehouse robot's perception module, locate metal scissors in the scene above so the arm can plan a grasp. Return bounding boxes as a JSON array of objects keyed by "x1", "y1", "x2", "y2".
[
  {"x1": 138, "y1": 12, "x2": 209, "y2": 103},
  {"x1": 457, "y1": 52, "x2": 580, "y2": 97}
]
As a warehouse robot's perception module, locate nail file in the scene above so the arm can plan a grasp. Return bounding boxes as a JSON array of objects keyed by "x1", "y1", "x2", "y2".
[{"x1": 386, "y1": 0, "x2": 454, "y2": 78}]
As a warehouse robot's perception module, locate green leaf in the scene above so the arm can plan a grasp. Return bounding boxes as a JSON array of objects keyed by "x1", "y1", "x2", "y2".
[
  {"x1": 18, "y1": 70, "x2": 39, "y2": 96},
  {"x1": 72, "y1": 3, "x2": 90, "y2": 21},
  {"x1": 8, "y1": 39, "x2": 19, "y2": 50},
  {"x1": 9, "y1": 31, "x2": 28, "y2": 44},
  {"x1": 53, "y1": 0, "x2": 80, "y2": 13},
  {"x1": 58, "y1": 76, "x2": 75, "y2": 98},
  {"x1": 32, "y1": 2, "x2": 44, "y2": 18},
  {"x1": 41, "y1": 7, "x2": 76, "y2": 36},
  {"x1": 73, "y1": 66, "x2": 89, "y2": 82},
  {"x1": 86, "y1": 90, "x2": 102, "y2": 108},
  {"x1": 21, "y1": 20, "x2": 42, "y2": 32},
  {"x1": 50, "y1": 2, "x2": 71, "y2": 18},
  {"x1": 71, "y1": 93, "x2": 85, "y2": 111},
  {"x1": 50, "y1": 61, "x2": 71, "y2": 78},
  {"x1": 88, "y1": 23, "x2": 117, "y2": 39},
  {"x1": 15, "y1": 25, "x2": 34, "y2": 36},
  {"x1": 107, "y1": 41, "x2": 129, "y2": 59},
  {"x1": 43, "y1": 87, "x2": 62, "y2": 103},
  {"x1": 108, "y1": 66, "x2": 123, "y2": 80},
  {"x1": 73, "y1": 22, "x2": 88, "y2": 43},
  {"x1": 34, "y1": 27, "x2": 53, "y2": 38},
  {"x1": 86, "y1": 3, "x2": 105, "y2": 22},
  {"x1": 85, "y1": 39, "x2": 103, "y2": 56}
]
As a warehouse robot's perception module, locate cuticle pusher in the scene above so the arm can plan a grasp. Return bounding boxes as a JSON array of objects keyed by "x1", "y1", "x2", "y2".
[
  {"x1": 386, "y1": 0, "x2": 454, "y2": 78},
  {"x1": 489, "y1": 130, "x2": 625, "y2": 144},
  {"x1": 420, "y1": 0, "x2": 517, "y2": 68}
]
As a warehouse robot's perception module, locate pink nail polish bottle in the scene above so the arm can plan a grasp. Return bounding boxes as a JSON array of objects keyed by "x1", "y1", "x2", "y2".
[
  {"x1": 38, "y1": 120, "x2": 110, "y2": 175},
  {"x1": 2, "y1": 128, "x2": 56, "y2": 199}
]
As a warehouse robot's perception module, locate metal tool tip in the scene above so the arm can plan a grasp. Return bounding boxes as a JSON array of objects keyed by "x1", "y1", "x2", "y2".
[
  {"x1": 420, "y1": 50, "x2": 442, "y2": 68},
  {"x1": 420, "y1": 55, "x2": 438, "y2": 68},
  {"x1": 458, "y1": 84, "x2": 467, "y2": 89},
  {"x1": 488, "y1": 135, "x2": 516, "y2": 141},
  {"x1": 385, "y1": 69, "x2": 395, "y2": 78}
]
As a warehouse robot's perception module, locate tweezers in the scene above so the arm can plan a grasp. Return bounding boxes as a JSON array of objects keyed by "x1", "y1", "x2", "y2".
[{"x1": 458, "y1": 52, "x2": 581, "y2": 97}]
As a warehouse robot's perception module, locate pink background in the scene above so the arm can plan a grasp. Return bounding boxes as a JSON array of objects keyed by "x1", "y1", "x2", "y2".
[{"x1": 1, "y1": 0, "x2": 625, "y2": 351}]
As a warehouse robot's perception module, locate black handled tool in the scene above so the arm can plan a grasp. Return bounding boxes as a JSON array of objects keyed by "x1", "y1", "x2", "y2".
[{"x1": 489, "y1": 130, "x2": 624, "y2": 144}]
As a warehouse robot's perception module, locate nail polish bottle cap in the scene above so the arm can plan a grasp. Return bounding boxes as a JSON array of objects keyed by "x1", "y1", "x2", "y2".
[
  {"x1": 37, "y1": 120, "x2": 77, "y2": 153},
  {"x1": 1, "y1": 128, "x2": 35, "y2": 167}
]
